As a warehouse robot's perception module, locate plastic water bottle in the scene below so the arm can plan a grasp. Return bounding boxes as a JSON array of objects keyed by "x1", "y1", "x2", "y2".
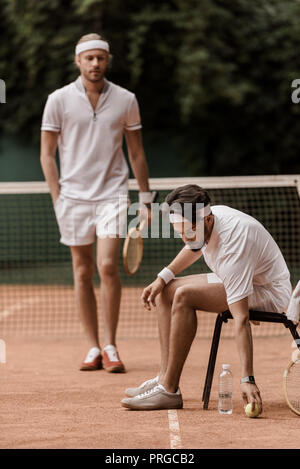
[{"x1": 218, "y1": 364, "x2": 233, "y2": 414}]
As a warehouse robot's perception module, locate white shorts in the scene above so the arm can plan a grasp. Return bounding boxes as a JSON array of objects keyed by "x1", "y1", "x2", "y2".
[
  {"x1": 248, "y1": 281, "x2": 292, "y2": 313},
  {"x1": 207, "y1": 273, "x2": 292, "y2": 313},
  {"x1": 54, "y1": 195, "x2": 128, "y2": 246}
]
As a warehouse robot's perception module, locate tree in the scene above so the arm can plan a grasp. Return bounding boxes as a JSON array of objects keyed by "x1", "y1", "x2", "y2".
[
  {"x1": 1, "y1": 0, "x2": 300, "y2": 175},
  {"x1": 128, "y1": 0, "x2": 300, "y2": 174}
]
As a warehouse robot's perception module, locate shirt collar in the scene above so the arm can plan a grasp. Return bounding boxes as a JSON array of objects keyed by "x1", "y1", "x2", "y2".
[{"x1": 74, "y1": 76, "x2": 109, "y2": 95}]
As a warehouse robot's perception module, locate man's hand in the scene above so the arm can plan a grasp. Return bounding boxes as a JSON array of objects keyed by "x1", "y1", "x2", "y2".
[
  {"x1": 250, "y1": 320, "x2": 260, "y2": 326},
  {"x1": 52, "y1": 191, "x2": 60, "y2": 206},
  {"x1": 141, "y1": 277, "x2": 165, "y2": 311},
  {"x1": 241, "y1": 382, "x2": 263, "y2": 415}
]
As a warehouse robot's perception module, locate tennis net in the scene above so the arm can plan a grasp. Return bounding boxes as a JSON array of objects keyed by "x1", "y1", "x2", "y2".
[{"x1": 0, "y1": 175, "x2": 299, "y2": 338}]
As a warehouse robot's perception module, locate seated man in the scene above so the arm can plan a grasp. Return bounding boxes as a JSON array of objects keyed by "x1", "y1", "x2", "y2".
[{"x1": 121, "y1": 184, "x2": 292, "y2": 412}]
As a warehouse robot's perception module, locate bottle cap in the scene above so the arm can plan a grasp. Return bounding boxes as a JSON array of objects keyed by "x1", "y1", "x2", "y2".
[{"x1": 222, "y1": 364, "x2": 231, "y2": 370}]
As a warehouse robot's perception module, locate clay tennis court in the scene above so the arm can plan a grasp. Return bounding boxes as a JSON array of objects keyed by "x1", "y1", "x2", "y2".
[
  {"x1": 1, "y1": 285, "x2": 300, "y2": 449},
  {"x1": 1, "y1": 178, "x2": 300, "y2": 449},
  {"x1": 1, "y1": 336, "x2": 300, "y2": 449}
]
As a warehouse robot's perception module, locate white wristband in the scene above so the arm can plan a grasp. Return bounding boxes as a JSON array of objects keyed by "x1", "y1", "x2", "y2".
[
  {"x1": 139, "y1": 192, "x2": 152, "y2": 204},
  {"x1": 157, "y1": 267, "x2": 175, "y2": 285}
]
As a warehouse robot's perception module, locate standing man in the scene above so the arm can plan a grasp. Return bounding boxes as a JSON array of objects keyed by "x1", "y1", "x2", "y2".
[
  {"x1": 122, "y1": 185, "x2": 292, "y2": 410},
  {"x1": 41, "y1": 33, "x2": 152, "y2": 373}
]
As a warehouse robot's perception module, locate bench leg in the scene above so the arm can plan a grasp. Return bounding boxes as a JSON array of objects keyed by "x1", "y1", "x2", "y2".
[
  {"x1": 287, "y1": 323, "x2": 300, "y2": 350},
  {"x1": 202, "y1": 314, "x2": 224, "y2": 410}
]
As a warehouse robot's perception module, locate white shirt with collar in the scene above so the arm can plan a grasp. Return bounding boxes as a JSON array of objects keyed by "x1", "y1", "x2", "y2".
[
  {"x1": 201, "y1": 205, "x2": 291, "y2": 306},
  {"x1": 41, "y1": 77, "x2": 142, "y2": 202}
]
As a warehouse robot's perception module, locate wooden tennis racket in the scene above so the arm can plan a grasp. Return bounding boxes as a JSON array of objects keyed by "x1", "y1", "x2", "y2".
[
  {"x1": 283, "y1": 350, "x2": 300, "y2": 416},
  {"x1": 123, "y1": 191, "x2": 158, "y2": 275}
]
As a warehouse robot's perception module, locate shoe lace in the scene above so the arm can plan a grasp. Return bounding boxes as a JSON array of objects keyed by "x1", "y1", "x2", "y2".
[
  {"x1": 138, "y1": 385, "x2": 159, "y2": 399},
  {"x1": 84, "y1": 350, "x2": 101, "y2": 363},
  {"x1": 105, "y1": 348, "x2": 120, "y2": 362},
  {"x1": 140, "y1": 377, "x2": 157, "y2": 389}
]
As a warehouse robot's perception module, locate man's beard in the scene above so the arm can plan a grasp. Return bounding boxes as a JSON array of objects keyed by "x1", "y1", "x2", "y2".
[
  {"x1": 187, "y1": 223, "x2": 210, "y2": 252},
  {"x1": 84, "y1": 70, "x2": 103, "y2": 82}
]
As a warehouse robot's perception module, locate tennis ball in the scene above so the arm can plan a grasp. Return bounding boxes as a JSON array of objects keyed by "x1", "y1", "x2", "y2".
[{"x1": 245, "y1": 403, "x2": 259, "y2": 418}]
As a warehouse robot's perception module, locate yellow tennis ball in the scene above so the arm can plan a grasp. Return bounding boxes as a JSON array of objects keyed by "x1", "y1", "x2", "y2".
[{"x1": 245, "y1": 403, "x2": 259, "y2": 418}]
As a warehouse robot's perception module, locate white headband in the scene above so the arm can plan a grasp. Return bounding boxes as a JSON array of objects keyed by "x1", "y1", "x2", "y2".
[
  {"x1": 169, "y1": 204, "x2": 211, "y2": 224},
  {"x1": 75, "y1": 40, "x2": 110, "y2": 55}
]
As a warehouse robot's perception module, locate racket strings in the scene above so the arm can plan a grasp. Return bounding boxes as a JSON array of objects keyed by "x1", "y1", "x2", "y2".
[
  {"x1": 286, "y1": 360, "x2": 300, "y2": 413},
  {"x1": 127, "y1": 236, "x2": 142, "y2": 272},
  {"x1": 123, "y1": 230, "x2": 143, "y2": 274}
]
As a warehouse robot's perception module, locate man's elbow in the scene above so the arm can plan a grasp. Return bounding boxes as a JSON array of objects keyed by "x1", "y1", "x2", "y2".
[
  {"x1": 129, "y1": 151, "x2": 143, "y2": 163},
  {"x1": 234, "y1": 314, "x2": 250, "y2": 330},
  {"x1": 40, "y1": 151, "x2": 55, "y2": 164},
  {"x1": 229, "y1": 298, "x2": 250, "y2": 327},
  {"x1": 40, "y1": 153, "x2": 48, "y2": 166}
]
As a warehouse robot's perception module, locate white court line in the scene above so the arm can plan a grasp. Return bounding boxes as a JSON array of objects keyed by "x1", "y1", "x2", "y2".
[
  {"x1": 0, "y1": 297, "x2": 42, "y2": 322},
  {"x1": 168, "y1": 410, "x2": 182, "y2": 449}
]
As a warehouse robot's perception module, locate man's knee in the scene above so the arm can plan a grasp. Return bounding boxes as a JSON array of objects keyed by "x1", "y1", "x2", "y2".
[
  {"x1": 98, "y1": 259, "x2": 119, "y2": 279},
  {"x1": 173, "y1": 286, "x2": 190, "y2": 307},
  {"x1": 157, "y1": 284, "x2": 193, "y2": 310},
  {"x1": 74, "y1": 262, "x2": 94, "y2": 284}
]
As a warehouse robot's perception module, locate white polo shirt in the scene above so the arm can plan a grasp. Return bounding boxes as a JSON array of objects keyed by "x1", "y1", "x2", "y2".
[
  {"x1": 41, "y1": 77, "x2": 142, "y2": 201},
  {"x1": 202, "y1": 205, "x2": 291, "y2": 305}
]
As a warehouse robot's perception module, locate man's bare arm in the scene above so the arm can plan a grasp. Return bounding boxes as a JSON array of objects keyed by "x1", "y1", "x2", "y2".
[
  {"x1": 229, "y1": 297, "x2": 262, "y2": 413},
  {"x1": 167, "y1": 246, "x2": 203, "y2": 276},
  {"x1": 229, "y1": 297, "x2": 253, "y2": 376},
  {"x1": 40, "y1": 130, "x2": 60, "y2": 204},
  {"x1": 124, "y1": 129, "x2": 150, "y2": 193}
]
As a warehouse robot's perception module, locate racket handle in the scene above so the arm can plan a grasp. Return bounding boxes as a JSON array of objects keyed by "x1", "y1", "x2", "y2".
[
  {"x1": 151, "y1": 190, "x2": 159, "y2": 203},
  {"x1": 139, "y1": 190, "x2": 159, "y2": 231}
]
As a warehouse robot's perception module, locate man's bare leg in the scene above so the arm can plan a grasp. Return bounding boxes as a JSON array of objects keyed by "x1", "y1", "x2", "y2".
[
  {"x1": 155, "y1": 289, "x2": 172, "y2": 380},
  {"x1": 158, "y1": 274, "x2": 228, "y2": 393},
  {"x1": 121, "y1": 274, "x2": 228, "y2": 404},
  {"x1": 97, "y1": 237, "x2": 122, "y2": 347},
  {"x1": 155, "y1": 277, "x2": 197, "y2": 380},
  {"x1": 70, "y1": 244, "x2": 99, "y2": 349}
]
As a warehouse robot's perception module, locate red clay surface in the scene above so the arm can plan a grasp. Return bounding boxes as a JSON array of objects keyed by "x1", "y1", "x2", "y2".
[{"x1": 0, "y1": 332, "x2": 300, "y2": 449}]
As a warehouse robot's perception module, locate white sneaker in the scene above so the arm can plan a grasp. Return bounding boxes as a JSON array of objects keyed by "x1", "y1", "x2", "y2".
[
  {"x1": 121, "y1": 384, "x2": 183, "y2": 410},
  {"x1": 83, "y1": 347, "x2": 101, "y2": 364},
  {"x1": 125, "y1": 376, "x2": 159, "y2": 397}
]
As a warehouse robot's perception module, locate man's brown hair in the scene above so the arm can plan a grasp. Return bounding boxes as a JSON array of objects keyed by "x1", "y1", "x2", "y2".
[
  {"x1": 77, "y1": 33, "x2": 108, "y2": 45},
  {"x1": 165, "y1": 185, "x2": 211, "y2": 224}
]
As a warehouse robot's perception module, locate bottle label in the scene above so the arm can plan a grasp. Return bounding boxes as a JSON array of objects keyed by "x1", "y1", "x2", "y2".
[{"x1": 218, "y1": 392, "x2": 232, "y2": 399}]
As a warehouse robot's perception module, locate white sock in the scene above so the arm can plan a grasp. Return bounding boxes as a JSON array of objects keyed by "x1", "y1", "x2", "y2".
[
  {"x1": 103, "y1": 344, "x2": 119, "y2": 362},
  {"x1": 158, "y1": 383, "x2": 181, "y2": 395},
  {"x1": 84, "y1": 347, "x2": 101, "y2": 364}
]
